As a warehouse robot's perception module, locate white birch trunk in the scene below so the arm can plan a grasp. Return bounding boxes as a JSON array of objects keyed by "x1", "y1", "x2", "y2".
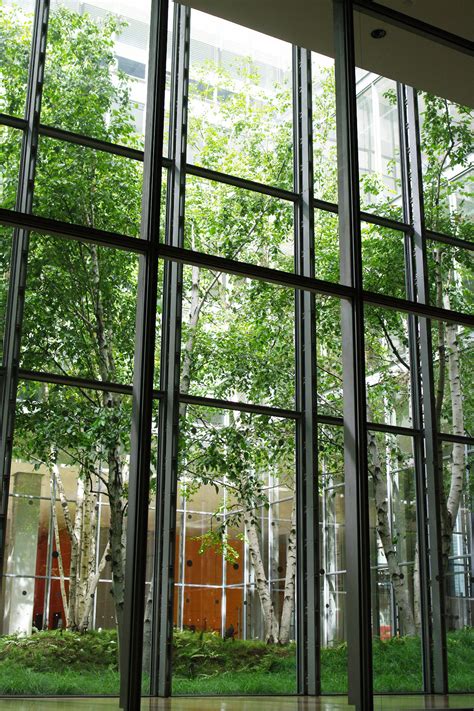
[
  {"x1": 413, "y1": 541, "x2": 421, "y2": 633},
  {"x1": 278, "y1": 494, "x2": 297, "y2": 644},
  {"x1": 68, "y1": 476, "x2": 84, "y2": 629},
  {"x1": 78, "y1": 541, "x2": 111, "y2": 633},
  {"x1": 438, "y1": 282, "x2": 466, "y2": 568},
  {"x1": 369, "y1": 433, "x2": 415, "y2": 635},
  {"x1": 142, "y1": 580, "x2": 154, "y2": 674},
  {"x1": 77, "y1": 476, "x2": 93, "y2": 625},
  {"x1": 244, "y1": 513, "x2": 279, "y2": 643}
]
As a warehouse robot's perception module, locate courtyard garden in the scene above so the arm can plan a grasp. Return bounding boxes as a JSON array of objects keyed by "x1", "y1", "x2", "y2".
[{"x1": 0, "y1": 628, "x2": 472, "y2": 696}]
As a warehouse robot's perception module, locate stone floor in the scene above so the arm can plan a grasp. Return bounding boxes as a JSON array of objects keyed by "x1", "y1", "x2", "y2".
[{"x1": 0, "y1": 697, "x2": 473, "y2": 711}]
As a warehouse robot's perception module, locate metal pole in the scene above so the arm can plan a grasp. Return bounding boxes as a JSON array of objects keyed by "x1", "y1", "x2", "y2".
[
  {"x1": 120, "y1": 0, "x2": 169, "y2": 706},
  {"x1": 397, "y1": 82, "x2": 433, "y2": 692},
  {"x1": 0, "y1": 0, "x2": 50, "y2": 583},
  {"x1": 404, "y1": 85, "x2": 448, "y2": 694},
  {"x1": 293, "y1": 45, "x2": 320, "y2": 696},
  {"x1": 151, "y1": 3, "x2": 190, "y2": 696},
  {"x1": 333, "y1": 1, "x2": 373, "y2": 709}
]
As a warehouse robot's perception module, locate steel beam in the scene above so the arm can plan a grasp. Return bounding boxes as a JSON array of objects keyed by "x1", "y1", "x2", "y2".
[
  {"x1": 293, "y1": 45, "x2": 320, "y2": 696},
  {"x1": 186, "y1": 162, "x2": 297, "y2": 203},
  {"x1": 425, "y1": 229, "x2": 474, "y2": 253},
  {"x1": 0, "y1": 0, "x2": 49, "y2": 583},
  {"x1": 405, "y1": 85, "x2": 448, "y2": 694},
  {"x1": 397, "y1": 82, "x2": 433, "y2": 693},
  {"x1": 151, "y1": 4, "x2": 190, "y2": 697},
  {"x1": 0, "y1": 207, "x2": 148, "y2": 253},
  {"x1": 119, "y1": 0, "x2": 169, "y2": 707},
  {"x1": 333, "y1": 1, "x2": 373, "y2": 709},
  {"x1": 179, "y1": 392, "x2": 298, "y2": 420},
  {"x1": 1, "y1": 208, "x2": 472, "y2": 326}
]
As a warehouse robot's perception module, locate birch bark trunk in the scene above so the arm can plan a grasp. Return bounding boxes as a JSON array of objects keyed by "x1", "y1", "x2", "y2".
[
  {"x1": 78, "y1": 541, "x2": 111, "y2": 632},
  {"x1": 244, "y1": 513, "x2": 279, "y2": 643},
  {"x1": 368, "y1": 433, "x2": 415, "y2": 635},
  {"x1": 278, "y1": 494, "x2": 297, "y2": 644}
]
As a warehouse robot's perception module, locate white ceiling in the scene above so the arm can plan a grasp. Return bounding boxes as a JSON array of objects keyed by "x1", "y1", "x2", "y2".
[{"x1": 180, "y1": 0, "x2": 474, "y2": 107}]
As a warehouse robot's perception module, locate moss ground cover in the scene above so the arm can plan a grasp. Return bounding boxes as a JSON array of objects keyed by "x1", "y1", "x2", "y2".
[{"x1": 0, "y1": 628, "x2": 472, "y2": 696}]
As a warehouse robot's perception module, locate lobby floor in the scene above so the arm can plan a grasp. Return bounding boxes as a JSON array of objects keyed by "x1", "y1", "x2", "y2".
[{"x1": 0, "y1": 697, "x2": 473, "y2": 711}]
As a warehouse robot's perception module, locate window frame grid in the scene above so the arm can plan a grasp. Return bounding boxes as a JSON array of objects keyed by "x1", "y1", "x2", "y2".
[{"x1": 0, "y1": 1, "x2": 472, "y2": 710}]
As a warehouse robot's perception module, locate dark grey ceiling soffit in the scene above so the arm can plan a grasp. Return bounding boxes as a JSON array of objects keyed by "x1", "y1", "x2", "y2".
[{"x1": 180, "y1": 0, "x2": 474, "y2": 108}]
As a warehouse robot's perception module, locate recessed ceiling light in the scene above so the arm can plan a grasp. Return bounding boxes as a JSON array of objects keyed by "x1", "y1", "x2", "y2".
[{"x1": 371, "y1": 28, "x2": 387, "y2": 39}]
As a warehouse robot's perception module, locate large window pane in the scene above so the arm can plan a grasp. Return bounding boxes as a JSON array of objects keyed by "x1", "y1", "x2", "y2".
[
  {"x1": 315, "y1": 209, "x2": 339, "y2": 283},
  {"x1": 0, "y1": 125, "x2": 22, "y2": 210},
  {"x1": 173, "y1": 403, "x2": 296, "y2": 695},
  {"x1": 427, "y1": 240, "x2": 474, "y2": 316},
  {"x1": 34, "y1": 137, "x2": 143, "y2": 236},
  {"x1": 312, "y1": 54, "x2": 337, "y2": 203},
  {"x1": 180, "y1": 266, "x2": 295, "y2": 410},
  {"x1": 368, "y1": 431, "x2": 422, "y2": 692},
  {"x1": 21, "y1": 234, "x2": 140, "y2": 384},
  {"x1": 0, "y1": 227, "x2": 13, "y2": 362},
  {"x1": 361, "y1": 222, "x2": 407, "y2": 299},
  {"x1": 365, "y1": 306, "x2": 412, "y2": 428},
  {"x1": 0, "y1": 381, "x2": 133, "y2": 695},
  {"x1": 185, "y1": 175, "x2": 294, "y2": 271},
  {"x1": 0, "y1": 0, "x2": 34, "y2": 118},
  {"x1": 356, "y1": 74, "x2": 403, "y2": 219},
  {"x1": 319, "y1": 423, "x2": 348, "y2": 693},
  {"x1": 441, "y1": 440, "x2": 474, "y2": 692},
  {"x1": 42, "y1": 0, "x2": 152, "y2": 150},
  {"x1": 419, "y1": 94, "x2": 473, "y2": 241},
  {"x1": 316, "y1": 295, "x2": 343, "y2": 418},
  {"x1": 188, "y1": 10, "x2": 293, "y2": 190},
  {"x1": 432, "y1": 321, "x2": 472, "y2": 437}
]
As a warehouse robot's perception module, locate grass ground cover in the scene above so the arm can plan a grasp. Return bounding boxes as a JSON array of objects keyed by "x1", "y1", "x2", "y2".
[{"x1": 0, "y1": 628, "x2": 472, "y2": 696}]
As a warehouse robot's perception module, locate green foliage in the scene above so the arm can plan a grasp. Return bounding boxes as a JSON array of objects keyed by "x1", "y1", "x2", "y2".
[
  {"x1": 420, "y1": 94, "x2": 473, "y2": 238},
  {"x1": 0, "y1": 629, "x2": 119, "y2": 671},
  {"x1": 1, "y1": 628, "x2": 473, "y2": 694}
]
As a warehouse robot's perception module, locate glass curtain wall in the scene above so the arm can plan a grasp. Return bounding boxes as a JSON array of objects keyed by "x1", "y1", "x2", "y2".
[{"x1": 0, "y1": 0, "x2": 472, "y2": 707}]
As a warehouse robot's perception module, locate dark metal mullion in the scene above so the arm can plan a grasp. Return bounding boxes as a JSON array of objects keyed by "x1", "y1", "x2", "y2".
[
  {"x1": 405, "y1": 85, "x2": 448, "y2": 694},
  {"x1": 38, "y1": 123, "x2": 145, "y2": 161},
  {"x1": 334, "y1": 1, "x2": 373, "y2": 709},
  {"x1": 313, "y1": 197, "x2": 339, "y2": 214},
  {"x1": 186, "y1": 162, "x2": 297, "y2": 202},
  {"x1": 366, "y1": 420, "x2": 419, "y2": 437},
  {"x1": 19, "y1": 369, "x2": 164, "y2": 400},
  {"x1": 18, "y1": 367, "x2": 135, "y2": 396},
  {"x1": 158, "y1": 242, "x2": 353, "y2": 298},
  {"x1": 152, "y1": 4, "x2": 190, "y2": 697},
  {"x1": 0, "y1": 0, "x2": 49, "y2": 580},
  {"x1": 293, "y1": 45, "x2": 320, "y2": 696},
  {"x1": 316, "y1": 414, "x2": 344, "y2": 427},
  {"x1": 2, "y1": 214, "x2": 472, "y2": 323},
  {"x1": 438, "y1": 432, "x2": 474, "y2": 446},
  {"x1": 360, "y1": 210, "x2": 411, "y2": 233},
  {"x1": 426, "y1": 229, "x2": 474, "y2": 253},
  {"x1": 119, "y1": 0, "x2": 169, "y2": 707},
  {"x1": 159, "y1": 244, "x2": 474, "y2": 326},
  {"x1": 361, "y1": 289, "x2": 473, "y2": 327},
  {"x1": 179, "y1": 392, "x2": 298, "y2": 420},
  {"x1": 397, "y1": 81, "x2": 432, "y2": 692},
  {"x1": 0, "y1": 206, "x2": 149, "y2": 253},
  {"x1": 0, "y1": 113, "x2": 27, "y2": 130}
]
